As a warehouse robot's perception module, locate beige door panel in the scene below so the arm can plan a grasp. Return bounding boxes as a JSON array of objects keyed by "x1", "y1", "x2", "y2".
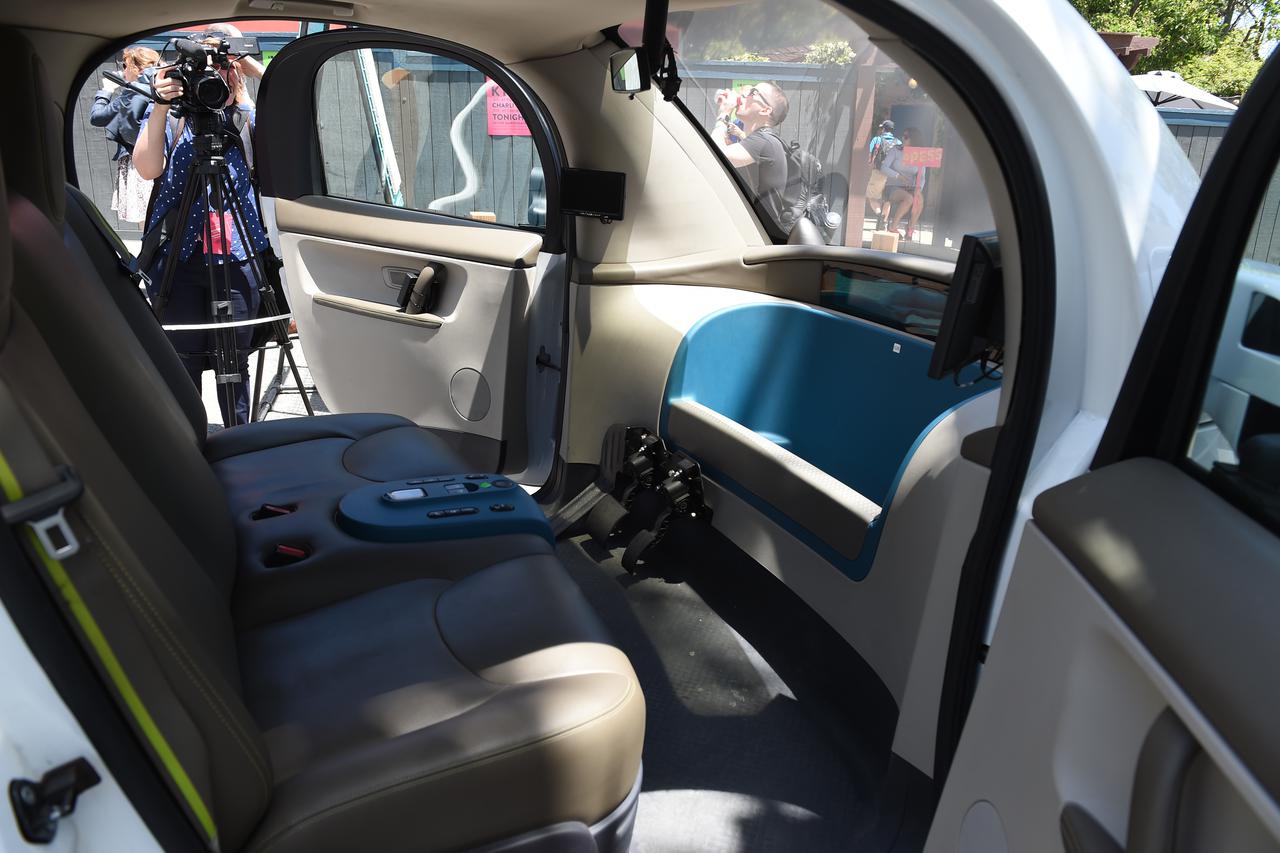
[
  {"x1": 565, "y1": 283, "x2": 777, "y2": 465},
  {"x1": 928, "y1": 463, "x2": 1280, "y2": 852},
  {"x1": 275, "y1": 196, "x2": 543, "y2": 268},
  {"x1": 281, "y1": 230, "x2": 530, "y2": 459}
]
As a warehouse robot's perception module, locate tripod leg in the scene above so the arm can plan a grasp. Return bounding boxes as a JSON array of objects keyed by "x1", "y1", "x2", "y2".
[
  {"x1": 223, "y1": 179, "x2": 296, "y2": 347},
  {"x1": 152, "y1": 162, "x2": 204, "y2": 323},
  {"x1": 222, "y1": 175, "x2": 315, "y2": 417},
  {"x1": 205, "y1": 177, "x2": 244, "y2": 425},
  {"x1": 282, "y1": 346, "x2": 315, "y2": 416},
  {"x1": 251, "y1": 343, "x2": 267, "y2": 423}
]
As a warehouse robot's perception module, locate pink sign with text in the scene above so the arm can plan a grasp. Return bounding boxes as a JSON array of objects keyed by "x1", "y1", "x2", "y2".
[
  {"x1": 486, "y1": 80, "x2": 531, "y2": 136},
  {"x1": 902, "y1": 146, "x2": 944, "y2": 169}
]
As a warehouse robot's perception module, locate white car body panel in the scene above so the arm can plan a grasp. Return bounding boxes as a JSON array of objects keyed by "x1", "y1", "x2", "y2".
[{"x1": 0, "y1": 604, "x2": 159, "y2": 852}]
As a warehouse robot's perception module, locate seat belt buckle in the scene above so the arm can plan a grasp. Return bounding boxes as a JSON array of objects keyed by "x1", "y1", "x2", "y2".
[
  {"x1": 2, "y1": 465, "x2": 84, "y2": 560},
  {"x1": 30, "y1": 507, "x2": 80, "y2": 560}
]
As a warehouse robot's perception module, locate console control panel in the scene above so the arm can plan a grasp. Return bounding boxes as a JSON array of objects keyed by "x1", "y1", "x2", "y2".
[{"x1": 337, "y1": 475, "x2": 552, "y2": 544}]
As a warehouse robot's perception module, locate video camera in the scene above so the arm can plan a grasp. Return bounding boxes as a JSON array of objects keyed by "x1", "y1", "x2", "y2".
[{"x1": 161, "y1": 34, "x2": 260, "y2": 114}]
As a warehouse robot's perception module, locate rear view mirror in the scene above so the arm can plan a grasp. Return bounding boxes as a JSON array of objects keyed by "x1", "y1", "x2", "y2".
[{"x1": 610, "y1": 49, "x2": 650, "y2": 94}]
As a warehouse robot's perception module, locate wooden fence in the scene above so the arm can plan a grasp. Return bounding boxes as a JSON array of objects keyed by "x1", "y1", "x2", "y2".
[
  {"x1": 314, "y1": 50, "x2": 540, "y2": 225},
  {"x1": 1164, "y1": 113, "x2": 1279, "y2": 266}
]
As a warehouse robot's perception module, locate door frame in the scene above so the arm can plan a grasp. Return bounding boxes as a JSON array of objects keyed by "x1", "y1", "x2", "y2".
[{"x1": 1095, "y1": 50, "x2": 1280, "y2": 480}]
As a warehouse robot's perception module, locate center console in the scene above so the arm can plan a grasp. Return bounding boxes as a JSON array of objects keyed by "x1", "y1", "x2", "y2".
[
  {"x1": 337, "y1": 474, "x2": 554, "y2": 545},
  {"x1": 233, "y1": 472, "x2": 556, "y2": 628}
]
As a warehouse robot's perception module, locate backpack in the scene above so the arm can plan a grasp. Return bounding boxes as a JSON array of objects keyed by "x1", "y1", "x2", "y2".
[
  {"x1": 870, "y1": 133, "x2": 896, "y2": 171},
  {"x1": 777, "y1": 137, "x2": 833, "y2": 238}
]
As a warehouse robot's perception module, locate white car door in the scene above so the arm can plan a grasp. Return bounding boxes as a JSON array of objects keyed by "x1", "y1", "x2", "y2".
[
  {"x1": 254, "y1": 31, "x2": 569, "y2": 480},
  {"x1": 926, "y1": 50, "x2": 1280, "y2": 853}
]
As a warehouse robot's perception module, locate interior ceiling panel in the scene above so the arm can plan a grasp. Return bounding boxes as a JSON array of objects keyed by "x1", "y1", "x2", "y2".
[{"x1": 12, "y1": 0, "x2": 737, "y2": 63}]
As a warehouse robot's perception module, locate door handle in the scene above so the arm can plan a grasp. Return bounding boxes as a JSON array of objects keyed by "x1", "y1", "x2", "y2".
[
  {"x1": 383, "y1": 266, "x2": 420, "y2": 292},
  {"x1": 1059, "y1": 710, "x2": 1201, "y2": 853},
  {"x1": 393, "y1": 263, "x2": 445, "y2": 316},
  {"x1": 1060, "y1": 803, "x2": 1123, "y2": 853}
]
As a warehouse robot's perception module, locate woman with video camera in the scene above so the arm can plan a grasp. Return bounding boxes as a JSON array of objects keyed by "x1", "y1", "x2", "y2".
[{"x1": 134, "y1": 23, "x2": 267, "y2": 428}]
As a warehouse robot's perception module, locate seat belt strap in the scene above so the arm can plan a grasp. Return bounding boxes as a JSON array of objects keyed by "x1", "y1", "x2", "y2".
[
  {"x1": 0, "y1": 382, "x2": 220, "y2": 850},
  {"x1": 64, "y1": 188, "x2": 154, "y2": 307}
]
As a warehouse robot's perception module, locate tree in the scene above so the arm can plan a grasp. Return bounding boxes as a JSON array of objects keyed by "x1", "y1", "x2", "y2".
[
  {"x1": 1069, "y1": 0, "x2": 1277, "y2": 95},
  {"x1": 1181, "y1": 32, "x2": 1267, "y2": 94}
]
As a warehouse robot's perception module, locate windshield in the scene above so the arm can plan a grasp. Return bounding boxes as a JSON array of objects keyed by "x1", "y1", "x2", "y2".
[{"x1": 623, "y1": 3, "x2": 996, "y2": 260}]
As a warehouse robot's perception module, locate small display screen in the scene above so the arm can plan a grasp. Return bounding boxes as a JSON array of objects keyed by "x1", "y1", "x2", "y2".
[{"x1": 561, "y1": 168, "x2": 626, "y2": 220}]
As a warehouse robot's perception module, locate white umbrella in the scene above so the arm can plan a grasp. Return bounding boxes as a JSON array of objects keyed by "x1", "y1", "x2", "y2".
[{"x1": 1131, "y1": 70, "x2": 1237, "y2": 110}]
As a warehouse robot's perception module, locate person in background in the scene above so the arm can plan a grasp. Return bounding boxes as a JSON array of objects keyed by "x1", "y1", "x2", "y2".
[
  {"x1": 90, "y1": 46, "x2": 160, "y2": 224},
  {"x1": 881, "y1": 126, "x2": 926, "y2": 240},
  {"x1": 865, "y1": 119, "x2": 896, "y2": 228},
  {"x1": 133, "y1": 25, "x2": 267, "y2": 426},
  {"x1": 204, "y1": 21, "x2": 266, "y2": 101},
  {"x1": 710, "y1": 80, "x2": 791, "y2": 224}
]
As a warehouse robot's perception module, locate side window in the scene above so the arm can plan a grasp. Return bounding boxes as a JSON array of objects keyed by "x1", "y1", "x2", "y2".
[
  {"x1": 820, "y1": 265, "x2": 948, "y2": 339},
  {"x1": 315, "y1": 48, "x2": 546, "y2": 229},
  {"x1": 658, "y1": 2, "x2": 996, "y2": 259},
  {"x1": 1187, "y1": 158, "x2": 1280, "y2": 531}
]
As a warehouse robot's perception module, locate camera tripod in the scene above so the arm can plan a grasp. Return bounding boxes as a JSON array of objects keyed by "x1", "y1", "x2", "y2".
[{"x1": 150, "y1": 108, "x2": 312, "y2": 426}]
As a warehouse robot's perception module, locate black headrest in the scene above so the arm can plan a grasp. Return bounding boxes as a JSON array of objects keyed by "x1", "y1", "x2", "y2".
[{"x1": 0, "y1": 28, "x2": 66, "y2": 223}]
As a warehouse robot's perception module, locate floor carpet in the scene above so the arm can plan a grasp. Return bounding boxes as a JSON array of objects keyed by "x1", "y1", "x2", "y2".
[{"x1": 558, "y1": 524, "x2": 898, "y2": 852}]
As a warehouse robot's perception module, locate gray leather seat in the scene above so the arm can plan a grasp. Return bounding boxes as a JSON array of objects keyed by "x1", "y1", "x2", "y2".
[{"x1": 0, "y1": 27, "x2": 644, "y2": 851}]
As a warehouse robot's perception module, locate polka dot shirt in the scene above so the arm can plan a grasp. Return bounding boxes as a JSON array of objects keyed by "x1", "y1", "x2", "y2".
[{"x1": 141, "y1": 104, "x2": 271, "y2": 265}]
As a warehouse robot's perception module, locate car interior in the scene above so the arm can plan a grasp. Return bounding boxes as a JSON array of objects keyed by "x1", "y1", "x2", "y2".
[{"x1": 0, "y1": 1, "x2": 1040, "y2": 851}]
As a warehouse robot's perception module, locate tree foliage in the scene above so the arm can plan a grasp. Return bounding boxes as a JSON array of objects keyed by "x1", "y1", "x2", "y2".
[
  {"x1": 1180, "y1": 32, "x2": 1268, "y2": 94},
  {"x1": 1069, "y1": 0, "x2": 1277, "y2": 96},
  {"x1": 680, "y1": 4, "x2": 862, "y2": 62},
  {"x1": 804, "y1": 40, "x2": 856, "y2": 65}
]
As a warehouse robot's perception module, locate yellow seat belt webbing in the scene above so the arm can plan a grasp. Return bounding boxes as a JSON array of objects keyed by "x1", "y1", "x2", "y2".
[{"x1": 0, "y1": 388, "x2": 220, "y2": 850}]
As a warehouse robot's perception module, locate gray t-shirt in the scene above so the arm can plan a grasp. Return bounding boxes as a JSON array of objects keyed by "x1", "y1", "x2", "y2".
[
  {"x1": 881, "y1": 143, "x2": 925, "y2": 192},
  {"x1": 739, "y1": 126, "x2": 788, "y2": 224}
]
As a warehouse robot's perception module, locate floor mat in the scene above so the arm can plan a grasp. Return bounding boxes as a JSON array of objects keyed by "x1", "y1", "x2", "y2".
[{"x1": 559, "y1": 529, "x2": 893, "y2": 852}]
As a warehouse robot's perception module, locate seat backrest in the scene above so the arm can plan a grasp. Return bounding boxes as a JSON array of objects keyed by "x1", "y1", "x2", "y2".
[
  {"x1": 4, "y1": 197, "x2": 274, "y2": 853},
  {"x1": 63, "y1": 183, "x2": 209, "y2": 440},
  {"x1": 0, "y1": 28, "x2": 236, "y2": 592},
  {"x1": 0, "y1": 32, "x2": 274, "y2": 845}
]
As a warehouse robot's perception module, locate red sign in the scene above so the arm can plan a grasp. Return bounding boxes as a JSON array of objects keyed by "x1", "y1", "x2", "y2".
[
  {"x1": 486, "y1": 80, "x2": 531, "y2": 137},
  {"x1": 902, "y1": 146, "x2": 944, "y2": 168}
]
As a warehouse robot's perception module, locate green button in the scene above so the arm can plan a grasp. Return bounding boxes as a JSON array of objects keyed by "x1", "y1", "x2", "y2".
[{"x1": 479, "y1": 482, "x2": 492, "y2": 488}]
